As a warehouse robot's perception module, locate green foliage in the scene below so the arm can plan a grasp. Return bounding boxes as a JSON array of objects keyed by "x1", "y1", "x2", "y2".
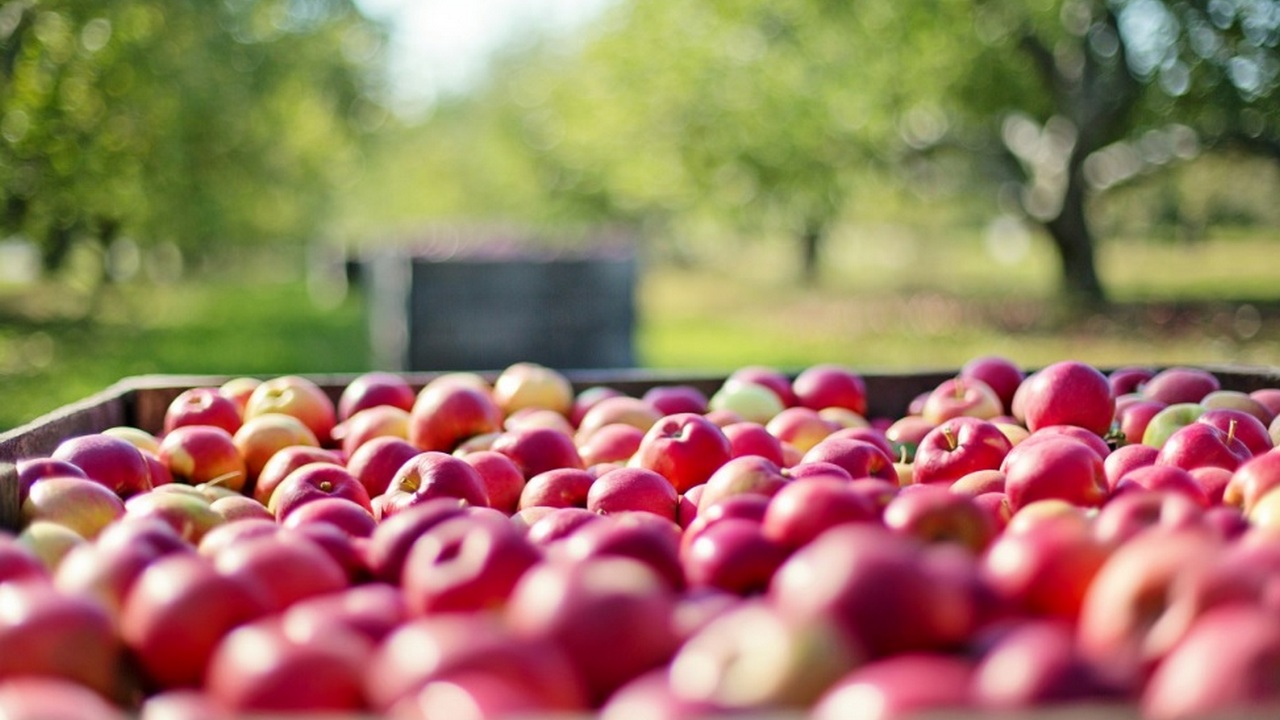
[{"x1": 0, "y1": 0, "x2": 387, "y2": 272}]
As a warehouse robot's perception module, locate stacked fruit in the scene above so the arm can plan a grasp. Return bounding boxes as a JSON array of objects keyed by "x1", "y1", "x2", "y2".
[{"x1": 4, "y1": 359, "x2": 1280, "y2": 719}]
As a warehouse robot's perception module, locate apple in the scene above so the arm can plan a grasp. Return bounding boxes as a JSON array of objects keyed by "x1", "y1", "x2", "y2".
[
  {"x1": 457, "y1": 449, "x2": 525, "y2": 515},
  {"x1": 959, "y1": 354, "x2": 1024, "y2": 413},
  {"x1": 280, "y1": 496, "x2": 377, "y2": 537},
  {"x1": 950, "y1": 469, "x2": 1006, "y2": 496},
  {"x1": 881, "y1": 484, "x2": 997, "y2": 553},
  {"x1": 766, "y1": 407, "x2": 839, "y2": 454},
  {"x1": 680, "y1": 517, "x2": 790, "y2": 596},
  {"x1": 331, "y1": 404, "x2": 409, "y2": 457},
  {"x1": 792, "y1": 364, "x2": 868, "y2": 416},
  {"x1": 1142, "y1": 366, "x2": 1221, "y2": 405},
  {"x1": 812, "y1": 652, "x2": 975, "y2": 720},
  {"x1": 204, "y1": 616, "x2": 370, "y2": 713},
  {"x1": 1115, "y1": 398, "x2": 1168, "y2": 447},
  {"x1": 1251, "y1": 387, "x2": 1280, "y2": 418},
  {"x1": 557, "y1": 513, "x2": 685, "y2": 592},
  {"x1": 338, "y1": 370, "x2": 416, "y2": 421},
  {"x1": 920, "y1": 377, "x2": 1003, "y2": 424},
  {"x1": 51, "y1": 433, "x2": 152, "y2": 497},
  {"x1": 14, "y1": 520, "x2": 84, "y2": 572},
  {"x1": 491, "y1": 426, "x2": 585, "y2": 480},
  {"x1": 1192, "y1": 465, "x2": 1234, "y2": 506},
  {"x1": 801, "y1": 437, "x2": 898, "y2": 484},
  {"x1": 1225, "y1": 448, "x2": 1280, "y2": 513},
  {"x1": 727, "y1": 365, "x2": 799, "y2": 407},
  {"x1": 642, "y1": 384, "x2": 709, "y2": 416},
  {"x1": 208, "y1": 494, "x2": 273, "y2": 523},
  {"x1": 267, "y1": 462, "x2": 372, "y2": 520},
  {"x1": 101, "y1": 426, "x2": 162, "y2": 457},
  {"x1": 13, "y1": 458, "x2": 87, "y2": 506},
  {"x1": 1197, "y1": 407, "x2": 1273, "y2": 457},
  {"x1": 696, "y1": 455, "x2": 789, "y2": 512},
  {"x1": 911, "y1": 417, "x2": 1012, "y2": 486},
  {"x1": 576, "y1": 423, "x2": 646, "y2": 467},
  {"x1": 1014, "y1": 360, "x2": 1115, "y2": 436},
  {"x1": 364, "y1": 498, "x2": 470, "y2": 584},
  {"x1": 0, "y1": 676, "x2": 127, "y2": 720},
  {"x1": 585, "y1": 466, "x2": 679, "y2": 520},
  {"x1": 22, "y1": 476, "x2": 125, "y2": 540},
  {"x1": 632, "y1": 413, "x2": 733, "y2": 494},
  {"x1": 721, "y1": 421, "x2": 786, "y2": 466},
  {"x1": 281, "y1": 582, "x2": 407, "y2": 646},
  {"x1": 1000, "y1": 436, "x2": 1108, "y2": 511},
  {"x1": 163, "y1": 387, "x2": 243, "y2": 436},
  {"x1": 250, "y1": 444, "x2": 343, "y2": 506},
  {"x1": 683, "y1": 494, "x2": 772, "y2": 553},
  {"x1": 1201, "y1": 389, "x2": 1275, "y2": 425},
  {"x1": 1156, "y1": 421, "x2": 1252, "y2": 473},
  {"x1": 883, "y1": 415, "x2": 937, "y2": 463},
  {"x1": 574, "y1": 395, "x2": 662, "y2": 443},
  {"x1": 408, "y1": 382, "x2": 504, "y2": 453},
  {"x1": 0, "y1": 581, "x2": 121, "y2": 698},
  {"x1": 980, "y1": 508, "x2": 1111, "y2": 620},
  {"x1": 669, "y1": 598, "x2": 859, "y2": 710},
  {"x1": 157, "y1": 425, "x2": 247, "y2": 494},
  {"x1": 1142, "y1": 402, "x2": 1207, "y2": 449},
  {"x1": 212, "y1": 532, "x2": 349, "y2": 614},
  {"x1": 505, "y1": 556, "x2": 681, "y2": 705},
  {"x1": 1114, "y1": 465, "x2": 1210, "y2": 506},
  {"x1": 243, "y1": 375, "x2": 337, "y2": 446},
  {"x1": 569, "y1": 385, "x2": 623, "y2": 427},
  {"x1": 973, "y1": 618, "x2": 1121, "y2": 709},
  {"x1": 600, "y1": 669, "x2": 724, "y2": 720},
  {"x1": 1109, "y1": 365, "x2": 1156, "y2": 396},
  {"x1": 218, "y1": 376, "x2": 262, "y2": 415},
  {"x1": 344, "y1": 436, "x2": 419, "y2": 501},
  {"x1": 525, "y1": 506, "x2": 605, "y2": 546},
  {"x1": 492, "y1": 362, "x2": 574, "y2": 418},
  {"x1": 1091, "y1": 488, "x2": 1205, "y2": 546},
  {"x1": 708, "y1": 380, "x2": 786, "y2": 424},
  {"x1": 769, "y1": 524, "x2": 970, "y2": 659},
  {"x1": 1104, "y1": 443, "x2": 1159, "y2": 490},
  {"x1": 120, "y1": 552, "x2": 272, "y2": 689},
  {"x1": 124, "y1": 491, "x2": 224, "y2": 545},
  {"x1": 518, "y1": 467, "x2": 595, "y2": 510},
  {"x1": 401, "y1": 513, "x2": 543, "y2": 615},
  {"x1": 232, "y1": 413, "x2": 319, "y2": 482},
  {"x1": 0, "y1": 531, "x2": 50, "y2": 584},
  {"x1": 380, "y1": 451, "x2": 488, "y2": 517}
]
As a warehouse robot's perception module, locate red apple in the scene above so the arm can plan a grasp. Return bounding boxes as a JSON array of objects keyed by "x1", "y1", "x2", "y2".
[
  {"x1": 1197, "y1": 407, "x2": 1273, "y2": 457},
  {"x1": 1109, "y1": 365, "x2": 1156, "y2": 396},
  {"x1": 22, "y1": 476, "x2": 126, "y2": 540},
  {"x1": 338, "y1": 370, "x2": 416, "y2": 421},
  {"x1": 642, "y1": 384, "x2": 709, "y2": 416},
  {"x1": 792, "y1": 364, "x2": 868, "y2": 415},
  {"x1": 212, "y1": 532, "x2": 349, "y2": 614},
  {"x1": 1014, "y1": 360, "x2": 1114, "y2": 436},
  {"x1": 911, "y1": 417, "x2": 1012, "y2": 486},
  {"x1": 13, "y1": 458, "x2": 87, "y2": 506},
  {"x1": 1251, "y1": 388, "x2": 1280, "y2": 418},
  {"x1": 1091, "y1": 488, "x2": 1205, "y2": 546},
  {"x1": 801, "y1": 437, "x2": 897, "y2": 483},
  {"x1": 1156, "y1": 421, "x2": 1252, "y2": 473},
  {"x1": 973, "y1": 618, "x2": 1121, "y2": 709},
  {"x1": 632, "y1": 413, "x2": 733, "y2": 494},
  {"x1": 1113, "y1": 465, "x2": 1210, "y2": 506},
  {"x1": 491, "y1": 426, "x2": 585, "y2": 480},
  {"x1": 1225, "y1": 448, "x2": 1280, "y2": 513},
  {"x1": 586, "y1": 466, "x2": 679, "y2": 520},
  {"x1": 1202, "y1": 389, "x2": 1275, "y2": 425},
  {"x1": 518, "y1": 467, "x2": 595, "y2": 510},
  {"x1": 456, "y1": 449, "x2": 524, "y2": 516},
  {"x1": 281, "y1": 582, "x2": 407, "y2": 646},
  {"x1": 575, "y1": 395, "x2": 662, "y2": 443},
  {"x1": 883, "y1": 415, "x2": 937, "y2": 463},
  {"x1": 344, "y1": 436, "x2": 419, "y2": 501},
  {"x1": 681, "y1": 517, "x2": 790, "y2": 595},
  {"x1": 813, "y1": 652, "x2": 975, "y2": 720},
  {"x1": 51, "y1": 433, "x2": 152, "y2": 497},
  {"x1": 163, "y1": 387, "x2": 244, "y2": 436},
  {"x1": 281, "y1": 496, "x2": 377, "y2": 537},
  {"x1": 364, "y1": 498, "x2": 470, "y2": 584},
  {"x1": 158, "y1": 425, "x2": 247, "y2": 494},
  {"x1": 121, "y1": 552, "x2": 272, "y2": 689},
  {"x1": 408, "y1": 382, "x2": 504, "y2": 453},
  {"x1": 882, "y1": 484, "x2": 997, "y2": 553},
  {"x1": 959, "y1": 354, "x2": 1025, "y2": 414},
  {"x1": 267, "y1": 462, "x2": 372, "y2": 520},
  {"x1": 124, "y1": 491, "x2": 224, "y2": 545},
  {"x1": 0, "y1": 581, "x2": 121, "y2": 698},
  {"x1": 1000, "y1": 436, "x2": 1108, "y2": 511},
  {"x1": 332, "y1": 404, "x2": 409, "y2": 457},
  {"x1": 1115, "y1": 398, "x2": 1168, "y2": 447},
  {"x1": 525, "y1": 506, "x2": 605, "y2": 546},
  {"x1": 1104, "y1": 443, "x2": 1159, "y2": 490},
  {"x1": 1142, "y1": 366, "x2": 1221, "y2": 405},
  {"x1": 696, "y1": 455, "x2": 789, "y2": 512},
  {"x1": 728, "y1": 365, "x2": 799, "y2": 407},
  {"x1": 251, "y1": 445, "x2": 342, "y2": 506},
  {"x1": 921, "y1": 377, "x2": 1003, "y2": 424},
  {"x1": 243, "y1": 375, "x2": 337, "y2": 445},
  {"x1": 569, "y1": 385, "x2": 623, "y2": 427},
  {"x1": 980, "y1": 510, "x2": 1111, "y2": 620},
  {"x1": 0, "y1": 532, "x2": 50, "y2": 584},
  {"x1": 0, "y1": 676, "x2": 127, "y2": 720},
  {"x1": 721, "y1": 421, "x2": 786, "y2": 466},
  {"x1": 766, "y1": 406, "x2": 839, "y2": 454},
  {"x1": 219, "y1": 377, "x2": 262, "y2": 415},
  {"x1": 232, "y1": 413, "x2": 320, "y2": 482},
  {"x1": 380, "y1": 451, "x2": 488, "y2": 517},
  {"x1": 576, "y1": 423, "x2": 645, "y2": 467},
  {"x1": 557, "y1": 513, "x2": 685, "y2": 592},
  {"x1": 950, "y1": 469, "x2": 1006, "y2": 496},
  {"x1": 401, "y1": 513, "x2": 543, "y2": 615}
]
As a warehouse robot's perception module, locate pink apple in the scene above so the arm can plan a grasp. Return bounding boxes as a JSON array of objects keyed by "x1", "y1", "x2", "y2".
[
  {"x1": 1109, "y1": 365, "x2": 1156, "y2": 396},
  {"x1": 401, "y1": 513, "x2": 543, "y2": 615},
  {"x1": 1115, "y1": 398, "x2": 1168, "y2": 446},
  {"x1": 1000, "y1": 436, "x2": 1108, "y2": 511},
  {"x1": 458, "y1": 449, "x2": 526, "y2": 515},
  {"x1": 950, "y1": 469, "x2": 1006, "y2": 496},
  {"x1": 792, "y1": 364, "x2": 868, "y2": 415},
  {"x1": 1103, "y1": 442, "x2": 1159, "y2": 489},
  {"x1": 408, "y1": 382, "x2": 504, "y2": 453},
  {"x1": 632, "y1": 412, "x2": 733, "y2": 494},
  {"x1": 22, "y1": 476, "x2": 126, "y2": 540},
  {"x1": 882, "y1": 484, "x2": 997, "y2": 554},
  {"x1": 642, "y1": 384, "x2": 709, "y2": 416},
  {"x1": 558, "y1": 514, "x2": 685, "y2": 592},
  {"x1": 569, "y1": 385, "x2": 623, "y2": 427},
  {"x1": 268, "y1": 462, "x2": 372, "y2": 520},
  {"x1": 252, "y1": 444, "x2": 343, "y2": 506},
  {"x1": 586, "y1": 466, "x2": 679, "y2": 520},
  {"x1": 727, "y1": 365, "x2": 799, "y2": 407},
  {"x1": 525, "y1": 506, "x2": 605, "y2": 546},
  {"x1": 680, "y1": 517, "x2": 790, "y2": 596},
  {"x1": 0, "y1": 532, "x2": 50, "y2": 584},
  {"x1": 364, "y1": 498, "x2": 470, "y2": 584},
  {"x1": 51, "y1": 433, "x2": 152, "y2": 497},
  {"x1": 920, "y1": 377, "x2": 1003, "y2": 424},
  {"x1": 280, "y1": 496, "x2": 377, "y2": 537},
  {"x1": 243, "y1": 375, "x2": 337, "y2": 446},
  {"x1": 1225, "y1": 448, "x2": 1280, "y2": 513},
  {"x1": 14, "y1": 458, "x2": 87, "y2": 506},
  {"x1": 911, "y1": 417, "x2": 1012, "y2": 486},
  {"x1": 1142, "y1": 366, "x2": 1221, "y2": 405},
  {"x1": 721, "y1": 421, "x2": 786, "y2": 466},
  {"x1": 1251, "y1": 388, "x2": 1280, "y2": 418},
  {"x1": 281, "y1": 582, "x2": 408, "y2": 646},
  {"x1": 337, "y1": 370, "x2": 416, "y2": 421},
  {"x1": 959, "y1": 354, "x2": 1025, "y2": 414},
  {"x1": 766, "y1": 406, "x2": 839, "y2": 454},
  {"x1": 574, "y1": 395, "x2": 662, "y2": 444},
  {"x1": 1156, "y1": 421, "x2": 1252, "y2": 473},
  {"x1": 980, "y1": 510, "x2": 1111, "y2": 620},
  {"x1": 883, "y1": 415, "x2": 937, "y2": 462},
  {"x1": 576, "y1": 423, "x2": 646, "y2": 467},
  {"x1": 518, "y1": 467, "x2": 596, "y2": 510},
  {"x1": 212, "y1": 532, "x2": 349, "y2": 614},
  {"x1": 331, "y1": 404, "x2": 409, "y2": 457},
  {"x1": 0, "y1": 676, "x2": 127, "y2": 720},
  {"x1": 344, "y1": 436, "x2": 420, "y2": 501},
  {"x1": 163, "y1": 387, "x2": 244, "y2": 436},
  {"x1": 1091, "y1": 489, "x2": 1205, "y2": 546},
  {"x1": 1114, "y1": 465, "x2": 1210, "y2": 506},
  {"x1": 491, "y1": 426, "x2": 585, "y2": 480},
  {"x1": 158, "y1": 425, "x2": 248, "y2": 494},
  {"x1": 1202, "y1": 389, "x2": 1275, "y2": 425},
  {"x1": 1197, "y1": 407, "x2": 1273, "y2": 457},
  {"x1": 973, "y1": 618, "x2": 1119, "y2": 709},
  {"x1": 800, "y1": 437, "x2": 897, "y2": 483},
  {"x1": 0, "y1": 580, "x2": 121, "y2": 698},
  {"x1": 695, "y1": 454, "x2": 790, "y2": 513},
  {"x1": 380, "y1": 451, "x2": 488, "y2": 517},
  {"x1": 813, "y1": 652, "x2": 975, "y2": 720},
  {"x1": 1014, "y1": 360, "x2": 1115, "y2": 436}
]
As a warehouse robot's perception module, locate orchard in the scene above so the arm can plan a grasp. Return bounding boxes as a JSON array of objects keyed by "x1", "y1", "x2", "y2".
[{"x1": 5, "y1": 358, "x2": 1280, "y2": 719}]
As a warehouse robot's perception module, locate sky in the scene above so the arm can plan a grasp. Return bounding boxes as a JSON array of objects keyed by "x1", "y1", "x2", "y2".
[{"x1": 353, "y1": 0, "x2": 614, "y2": 114}]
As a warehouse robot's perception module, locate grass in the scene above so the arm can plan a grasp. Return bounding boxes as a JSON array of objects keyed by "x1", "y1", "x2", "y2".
[{"x1": 3, "y1": 231, "x2": 1280, "y2": 432}]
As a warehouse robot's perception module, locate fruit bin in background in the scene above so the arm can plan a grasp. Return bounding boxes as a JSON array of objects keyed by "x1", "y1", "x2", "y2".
[{"x1": 5, "y1": 363, "x2": 1280, "y2": 533}]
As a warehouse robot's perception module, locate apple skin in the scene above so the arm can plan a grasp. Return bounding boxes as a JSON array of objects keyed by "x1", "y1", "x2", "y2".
[
  {"x1": 632, "y1": 413, "x2": 734, "y2": 494},
  {"x1": 408, "y1": 382, "x2": 504, "y2": 453},
  {"x1": 769, "y1": 524, "x2": 971, "y2": 659},
  {"x1": 402, "y1": 514, "x2": 543, "y2": 615},
  {"x1": 0, "y1": 532, "x2": 51, "y2": 584},
  {"x1": 761, "y1": 476, "x2": 878, "y2": 550},
  {"x1": 0, "y1": 676, "x2": 128, "y2": 720},
  {"x1": 721, "y1": 421, "x2": 786, "y2": 466},
  {"x1": 575, "y1": 396, "x2": 662, "y2": 444},
  {"x1": 268, "y1": 462, "x2": 373, "y2": 521},
  {"x1": 232, "y1": 413, "x2": 320, "y2": 482},
  {"x1": 51, "y1": 433, "x2": 152, "y2": 497},
  {"x1": 1000, "y1": 436, "x2": 1109, "y2": 512},
  {"x1": 792, "y1": 364, "x2": 868, "y2": 415},
  {"x1": 1156, "y1": 421, "x2": 1252, "y2": 473},
  {"x1": 380, "y1": 451, "x2": 489, "y2": 518},
  {"x1": 960, "y1": 354, "x2": 1025, "y2": 414},
  {"x1": 1092, "y1": 489, "x2": 1205, "y2": 547},
  {"x1": 244, "y1": 375, "x2": 337, "y2": 446},
  {"x1": 950, "y1": 469, "x2": 1006, "y2": 496},
  {"x1": 1197, "y1": 407, "x2": 1274, "y2": 457},
  {"x1": 586, "y1": 466, "x2": 679, "y2": 521},
  {"x1": 121, "y1": 552, "x2": 273, "y2": 690},
  {"x1": 492, "y1": 361, "x2": 575, "y2": 417},
  {"x1": 338, "y1": 370, "x2": 416, "y2": 421},
  {"x1": 344, "y1": 436, "x2": 420, "y2": 502},
  {"x1": 1109, "y1": 365, "x2": 1156, "y2": 396},
  {"x1": 883, "y1": 415, "x2": 937, "y2": 463},
  {"x1": 1104, "y1": 443, "x2": 1159, "y2": 490},
  {"x1": 164, "y1": 387, "x2": 244, "y2": 436},
  {"x1": 14, "y1": 458, "x2": 88, "y2": 506},
  {"x1": 801, "y1": 437, "x2": 897, "y2": 484},
  {"x1": 1225, "y1": 448, "x2": 1280, "y2": 514},
  {"x1": 0, "y1": 580, "x2": 122, "y2": 699},
  {"x1": 1142, "y1": 402, "x2": 1206, "y2": 449},
  {"x1": 767, "y1": 406, "x2": 839, "y2": 454},
  {"x1": 212, "y1": 531, "x2": 350, "y2": 615},
  {"x1": 1114, "y1": 465, "x2": 1210, "y2": 507},
  {"x1": 1142, "y1": 366, "x2": 1221, "y2": 405},
  {"x1": 911, "y1": 417, "x2": 1012, "y2": 487},
  {"x1": 525, "y1": 506, "x2": 605, "y2": 546},
  {"x1": 980, "y1": 508, "x2": 1112, "y2": 621},
  {"x1": 491, "y1": 426, "x2": 585, "y2": 481},
  {"x1": 1202, "y1": 389, "x2": 1275, "y2": 425},
  {"x1": 280, "y1": 582, "x2": 407, "y2": 647},
  {"x1": 681, "y1": 517, "x2": 790, "y2": 596},
  {"x1": 1115, "y1": 398, "x2": 1168, "y2": 447},
  {"x1": 708, "y1": 380, "x2": 786, "y2": 425},
  {"x1": 331, "y1": 405, "x2": 410, "y2": 457},
  {"x1": 920, "y1": 377, "x2": 1003, "y2": 425},
  {"x1": 1141, "y1": 604, "x2": 1280, "y2": 720},
  {"x1": 683, "y1": 494, "x2": 772, "y2": 557},
  {"x1": 505, "y1": 556, "x2": 681, "y2": 706},
  {"x1": 696, "y1": 455, "x2": 789, "y2": 513},
  {"x1": 1251, "y1": 387, "x2": 1280, "y2": 418},
  {"x1": 641, "y1": 383, "x2": 709, "y2": 416},
  {"x1": 280, "y1": 496, "x2": 377, "y2": 538},
  {"x1": 457, "y1": 449, "x2": 526, "y2": 515},
  {"x1": 813, "y1": 653, "x2": 975, "y2": 720},
  {"x1": 252, "y1": 445, "x2": 343, "y2": 506},
  {"x1": 22, "y1": 476, "x2": 126, "y2": 540},
  {"x1": 219, "y1": 377, "x2": 262, "y2": 415},
  {"x1": 124, "y1": 491, "x2": 224, "y2": 545},
  {"x1": 1014, "y1": 360, "x2": 1115, "y2": 436},
  {"x1": 973, "y1": 618, "x2": 1123, "y2": 709},
  {"x1": 576, "y1": 423, "x2": 646, "y2": 468},
  {"x1": 558, "y1": 513, "x2": 686, "y2": 592},
  {"x1": 882, "y1": 484, "x2": 997, "y2": 554},
  {"x1": 158, "y1": 425, "x2": 248, "y2": 494},
  {"x1": 569, "y1": 385, "x2": 623, "y2": 428},
  {"x1": 600, "y1": 669, "x2": 725, "y2": 720},
  {"x1": 14, "y1": 520, "x2": 85, "y2": 572},
  {"x1": 728, "y1": 365, "x2": 799, "y2": 407},
  {"x1": 204, "y1": 616, "x2": 370, "y2": 713},
  {"x1": 364, "y1": 498, "x2": 470, "y2": 585},
  {"x1": 1021, "y1": 424, "x2": 1111, "y2": 460},
  {"x1": 518, "y1": 468, "x2": 596, "y2": 510}
]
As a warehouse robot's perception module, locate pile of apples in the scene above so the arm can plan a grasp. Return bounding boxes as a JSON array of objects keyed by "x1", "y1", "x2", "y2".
[{"x1": 5, "y1": 358, "x2": 1280, "y2": 720}]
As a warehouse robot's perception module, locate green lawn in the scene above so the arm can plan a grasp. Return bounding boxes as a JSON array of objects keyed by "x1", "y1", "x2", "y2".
[{"x1": 2, "y1": 232, "x2": 1280, "y2": 432}]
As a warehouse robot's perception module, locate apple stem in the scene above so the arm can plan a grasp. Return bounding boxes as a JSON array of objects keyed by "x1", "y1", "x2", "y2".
[
  {"x1": 941, "y1": 425, "x2": 958, "y2": 452},
  {"x1": 953, "y1": 380, "x2": 966, "y2": 401},
  {"x1": 1227, "y1": 419, "x2": 1237, "y2": 445}
]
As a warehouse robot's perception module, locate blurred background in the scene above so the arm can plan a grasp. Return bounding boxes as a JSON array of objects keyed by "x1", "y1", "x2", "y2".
[{"x1": 2, "y1": 0, "x2": 1280, "y2": 430}]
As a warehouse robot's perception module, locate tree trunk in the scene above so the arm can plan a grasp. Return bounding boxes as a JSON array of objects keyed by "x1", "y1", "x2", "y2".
[
  {"x1": 799, "y1": 221, "x2": 822, "y2": 286},
  {"x1": 1044, "y1": 163, "x2": 1106, "y2": 311}
]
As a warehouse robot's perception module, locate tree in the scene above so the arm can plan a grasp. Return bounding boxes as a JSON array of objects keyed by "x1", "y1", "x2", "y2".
[{"x1": 0, "y1": 0, "x2": 386, "y2": 275}]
